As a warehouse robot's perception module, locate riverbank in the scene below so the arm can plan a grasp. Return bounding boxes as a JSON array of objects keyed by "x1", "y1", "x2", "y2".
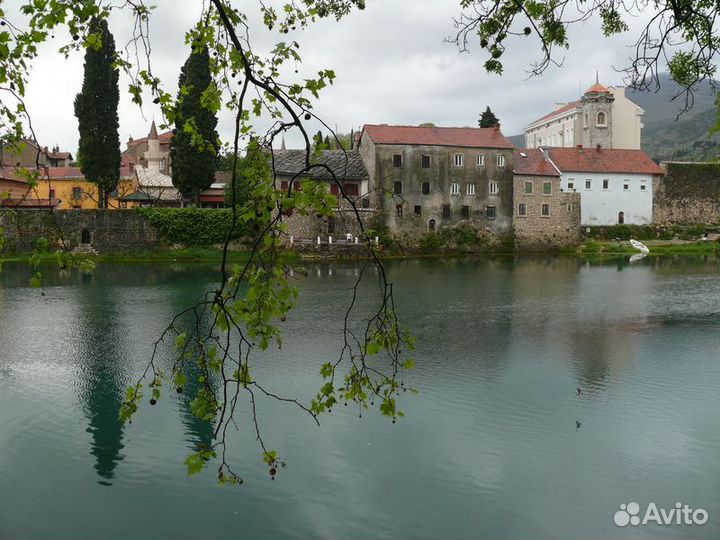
[{"x1": 2, "y1": 239, "x2": 717, "y2": 265}]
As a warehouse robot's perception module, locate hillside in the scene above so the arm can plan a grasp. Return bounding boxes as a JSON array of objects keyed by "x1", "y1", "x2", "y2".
[{"x1": 508, "y1": 73, "x2": 720, "y2": 160}]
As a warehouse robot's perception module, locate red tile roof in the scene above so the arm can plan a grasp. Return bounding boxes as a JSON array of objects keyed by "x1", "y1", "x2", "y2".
[
  {"x1": 0, "y1": 197, "x2": 58, "y2": 208},
  {"x1": 362, "y1": 124, "x2": 513, "y2": 149},
  {"x1": 548, "y1": 147, "x2": 664, "y2": 175},
  {"x1": 527, "y1": 100, "x2": 581, "y2": 128},
  {"x1": 513, "y1": 148, "x2": 559, "y2": 177},
  {"x1": 49, "y1": 152, "x2": 72, "y2": 160},
  {"x1": 45, "y1": 167, "x2": 84, "y2": 179}
]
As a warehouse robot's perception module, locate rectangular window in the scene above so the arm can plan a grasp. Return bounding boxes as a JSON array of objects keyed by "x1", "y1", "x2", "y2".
[
  {"x1": 394, "y1": 181, "x2": 402, "y2": 195},
  {"x1": 421, "y1": 155, "x2": 431, "y2": 168},
  {"x1": 344, "y1": 183, "x2": 359, "y2": 196},
  {"x1": 327, "y1": 216, "x2": 335, "y2": 234},
  {"x1": 541, "y1": 203, "x2": 550, "y2": 216},
  {"x1": 450, "y1": 183, "x2": 460, "y2": 196},
  {"x1": 294, "y1": 181, "x2": 301, "y2": 192},
  {"x1": 640, "y1": 180, "x2": 647, "y2": 191},
  {"x1": 72, "y1": 187, "x2": 82, "y2": 199},
  {"x1": 422, "y1": 182, "x2": 430, "y2": 195},
  {"x1": 489, "y1": 182, "x2": 499, "y2": 195},
  {"x1": 361, "y1": 198, "x2": 370, "y2": 209},
  {"x1": 496, "y1": 154, "x2": 506, "y2": 168},
  {"x1": 524, "y1": 181, "x2": 533, "y2": 195},
  {"x1": 585, "y1": 179, "x2": 592, "y2": 190},
  {"x1": 414, "y1": 205, "x2": 422, "y2": 217},
  {"x1": 623, "y1": 181, "x2": 630, "y2": 191},
  {"x1": 543, "y1": 182, "x2": 552, "y2": 195},
  {"x1": 467, "y1": 184, "x2": 476, "y2": 195},
  {"x1": 567, "y1": 179, "x2": 575, "y2": 190},
  {"x1": 330, "y1": 184, "x2": 340, "y2": 196},
  {"x1": 120, "y1": 201, "x2": 128, "y2": 209},
  {"x1": 486, "y1": 206, "x2": 496, "y2": 220},
  {"x1": 49, "y1": 189, "x2": 56, "y2": 199},
  {"x1": 442, "y1": 204, "x2": 451, "y2": 218},
  {"x1": 453, "y1": 153, "x2": 464, "y2": 167},
  {"x1": 395, "y1": 204, "x2": 403, "y2": 218},
  {"x1": 603, "y1": 179, "x2": 609, "y2": 190},
  {"x1": 476, "y1": 154, "x2": 485, "y2": 167},
  {"x1": 461, "y1": 205, "x2": 469, "y2": 218},
  {"x1": 518, "y1": 203, "x2": 527, "y2": 216},
  {"x1": 280, "y1": 180, "x2": 289, "y2": 191},
  {"x1": 393, "y1": 154, "x2": 402, "y2": 168}
]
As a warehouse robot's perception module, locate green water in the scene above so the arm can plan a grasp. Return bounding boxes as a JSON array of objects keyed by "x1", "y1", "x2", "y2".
[{"x1": 1, "y1": 257, "x2": 720, "y2": 539}]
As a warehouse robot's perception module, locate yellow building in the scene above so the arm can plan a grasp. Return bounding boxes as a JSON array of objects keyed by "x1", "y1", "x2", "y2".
[{"x1": 25, "y1": 167, "x2": 137, "y2": 209}]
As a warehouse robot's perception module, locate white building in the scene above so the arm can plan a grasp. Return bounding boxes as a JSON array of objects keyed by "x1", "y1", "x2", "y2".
[
  {"x1": 544, "y1": 147, "x2": 664, "y2": 225},
  {"x1": 525, "y1": 81, "x2": 644, "y2": 150}
]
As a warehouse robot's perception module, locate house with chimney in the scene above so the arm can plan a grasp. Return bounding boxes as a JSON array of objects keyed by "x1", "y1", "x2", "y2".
[
  {"x1": 357, "y1": 124, "x2": 515, "y2": 240},
  {"x1": 524, "y1": 79, "x2": 644, "y2": 150}
]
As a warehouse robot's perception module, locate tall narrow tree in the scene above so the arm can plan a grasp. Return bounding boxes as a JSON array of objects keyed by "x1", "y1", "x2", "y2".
[
  {"x1": 478, "y1": 106, "x2": 500, "y2": 128},
  {"x1": 170, "y1": 46, "x2": 218, "y2": 204},
  {"x1": 74, "y1": 17, "x2": 121, "y2": 209}
]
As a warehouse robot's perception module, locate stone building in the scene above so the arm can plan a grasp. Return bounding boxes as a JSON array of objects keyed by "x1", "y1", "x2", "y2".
[
  {"x1": 121, "y1": 121, "x2": 172, "y2": 175},
  {"x1": 272, "y1": 149, "x2": 375, "y2": 241},
  {"x1": 1, "y1": 139, "x2": 73, "y2": 168},
  {"x1": 513, "y1": 148, "x2": 581, "y2": 249},
  {"x1": 524, "y1": 79, "x2": 644, "y2": 150},
  {"x1": 546, "y1": 146, "x2": 663, "y2": 226},
  {"x1": 357, "y1": 124, "x2": 515, "y2": 241}
]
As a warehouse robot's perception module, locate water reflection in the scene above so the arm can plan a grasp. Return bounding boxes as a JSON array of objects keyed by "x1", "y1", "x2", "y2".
[{"x1": 75, "y1": 281, "x2": 128, "y2": 485}]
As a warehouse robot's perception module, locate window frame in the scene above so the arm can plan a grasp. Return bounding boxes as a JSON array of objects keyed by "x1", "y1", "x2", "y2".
[
  {"x1": 453, "y1": 153, "x2": 464, "y2": 168},
  {"x1": 467, "y1": 183, "x2": 476, "y2": 196},
  {"x1": 450, "y1": 182, "x2": 460, "y2": 196},
  {"x1": 496, "y1": 154, "x2": 506, "y2": 168},
  {"x1": 421, "y1": 155, "x2": 431, "y2": 169},
  {"x1": 518, "y1": 203, "x2": 527, "y2": 217},
  {"x1": 422, "y1": 181, "x2": 431, "y2": 195},
  {"x1": 476, "y1": 154, "x2": 485, "y2": 167},
  {"x1": 524, "y1": 181, "x2": 533, "y2": 195},
  {"x1": 392, "y1": 154, "x2": 403, "y2": 168},
  {"x1": 585, "y1": 179, "x2": 592, "y2": 190},
  {"x1": 541, "y1": 203, "x2": 550, "y2": 217},
  {"x1": 542, "y1": 181, "x2": 552, "y2": 195},
  {"x1": 489, "y1": 181, "x2": 499, "y2": 196},
  {"x1": 486, "y1": 205, "x2": 496, "y2": 220},
  {"x1": 393, "y1": 181, "x2": 403, "y2": 195}
]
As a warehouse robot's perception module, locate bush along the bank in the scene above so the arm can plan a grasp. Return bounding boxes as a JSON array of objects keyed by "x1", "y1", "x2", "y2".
[
  {"x1": 586, "y1": 224, "x2": 715, "y2": 241},
  {"x1": 137, "y1": 208, "x2": 245, "y2": 246}
]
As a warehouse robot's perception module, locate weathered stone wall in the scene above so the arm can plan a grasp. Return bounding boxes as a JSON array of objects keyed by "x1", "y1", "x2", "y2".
[
  {"x1": 513, "y1": 174, "x2": 581, "y2": 249},
  {"x1": 281, "y1": 206, "x2": 377, "y2": 243},
  {"x1": 0, "y1": 209, "x2": 165, "y2": 253},
  {"x1": 367, "y1": 141, "x2": 514, "y2": 241},
  {"x1": 654, "y1": 162, "x2": 720, "y2": 224}
]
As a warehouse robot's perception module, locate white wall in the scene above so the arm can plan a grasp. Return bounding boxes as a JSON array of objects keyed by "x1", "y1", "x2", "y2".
[
  {"x1": 525, "y1": 112, "x2": 578, "y2": 148},
  {"x1": 609, "y1": 87, "x2": 643, "y2": 150},
  {"x1": 560, "y1": 172, "x2": 653, "y2": 225}
]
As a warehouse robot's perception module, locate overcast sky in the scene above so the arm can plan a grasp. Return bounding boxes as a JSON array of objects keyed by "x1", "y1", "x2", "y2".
[{"x1": 12, "y1": 0, "x2": 663, "y2": 155}]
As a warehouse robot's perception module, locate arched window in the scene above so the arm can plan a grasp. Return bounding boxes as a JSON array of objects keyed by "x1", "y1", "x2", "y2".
[
  {"x1": 428, "y1": 219, "x2": 436, "y2": 232},
  {"x1": 597, "y1": 112, "x2": 606, "y2": 126},
  {"x1": 81, "y1": 229, "x2": 91, "y2": 244},
  {"x1": 618, "y1": 211, "x2": 625, "y2": 224}
]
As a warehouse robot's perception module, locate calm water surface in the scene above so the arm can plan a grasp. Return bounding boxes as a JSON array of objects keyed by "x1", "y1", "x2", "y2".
[{"x1": 1, "y1": 256, "x2": 720, "y2": 539}]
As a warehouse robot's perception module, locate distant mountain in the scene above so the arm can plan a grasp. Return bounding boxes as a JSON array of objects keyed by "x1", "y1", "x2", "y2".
[{"x1": 507, "y1": 134, "x2": 525, "y2": 148}]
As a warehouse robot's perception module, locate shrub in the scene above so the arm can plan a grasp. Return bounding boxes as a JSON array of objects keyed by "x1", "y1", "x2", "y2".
[
  {"x1": 137, "y1": 208, "x2": 245, "y2": 246},
  {"x1": 419, "y1": 232, "x2": 443, "y2": 253}
]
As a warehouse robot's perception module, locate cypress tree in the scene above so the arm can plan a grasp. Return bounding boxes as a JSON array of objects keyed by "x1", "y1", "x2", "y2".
[
  {"x1": 478, "y1": 106, "x2": 500, "y2": 128},
  {"x1": 170, "y1": 46, "x2": 218, "y2": 204},
  {"x1": 74, "y1": 17, "x2": 121, "y2": 209}
]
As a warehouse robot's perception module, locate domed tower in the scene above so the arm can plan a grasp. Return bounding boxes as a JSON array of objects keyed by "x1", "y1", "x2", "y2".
[{"x1": 581, "y1": 76, "x2": 614, "y2": 149}]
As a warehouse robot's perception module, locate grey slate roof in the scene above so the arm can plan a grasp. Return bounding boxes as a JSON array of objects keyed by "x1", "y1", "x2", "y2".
[{"x1": 272, "y1": 149, "x2": 368, "y2": 180}]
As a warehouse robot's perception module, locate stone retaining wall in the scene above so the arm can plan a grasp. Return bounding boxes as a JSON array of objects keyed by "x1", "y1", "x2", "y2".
[{"x1": 0, "y1": 209, "x2": 165, "y2": 253}]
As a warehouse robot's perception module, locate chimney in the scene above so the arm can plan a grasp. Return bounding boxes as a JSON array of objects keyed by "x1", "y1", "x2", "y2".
[
  {"x1": 493, "y1": 123, "x2": 501, "y2": 131},
  {"x1": 596, "y1": 144, "x2": 602, "y2": 151}
]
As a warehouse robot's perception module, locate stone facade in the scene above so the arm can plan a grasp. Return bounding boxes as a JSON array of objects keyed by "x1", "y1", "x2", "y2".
[
  {"x1": 0, "y1": 209, "x2": 165, "y2": 253},
  {"x1": 358, "y1": 125, "x2": 514, "y2": 243},
  {"x1": 513, "y1": 174, "x2": 581, "y2": 249},
  {"x1": 653, "y1": 161, "x2": 720, "y2": 224}
]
